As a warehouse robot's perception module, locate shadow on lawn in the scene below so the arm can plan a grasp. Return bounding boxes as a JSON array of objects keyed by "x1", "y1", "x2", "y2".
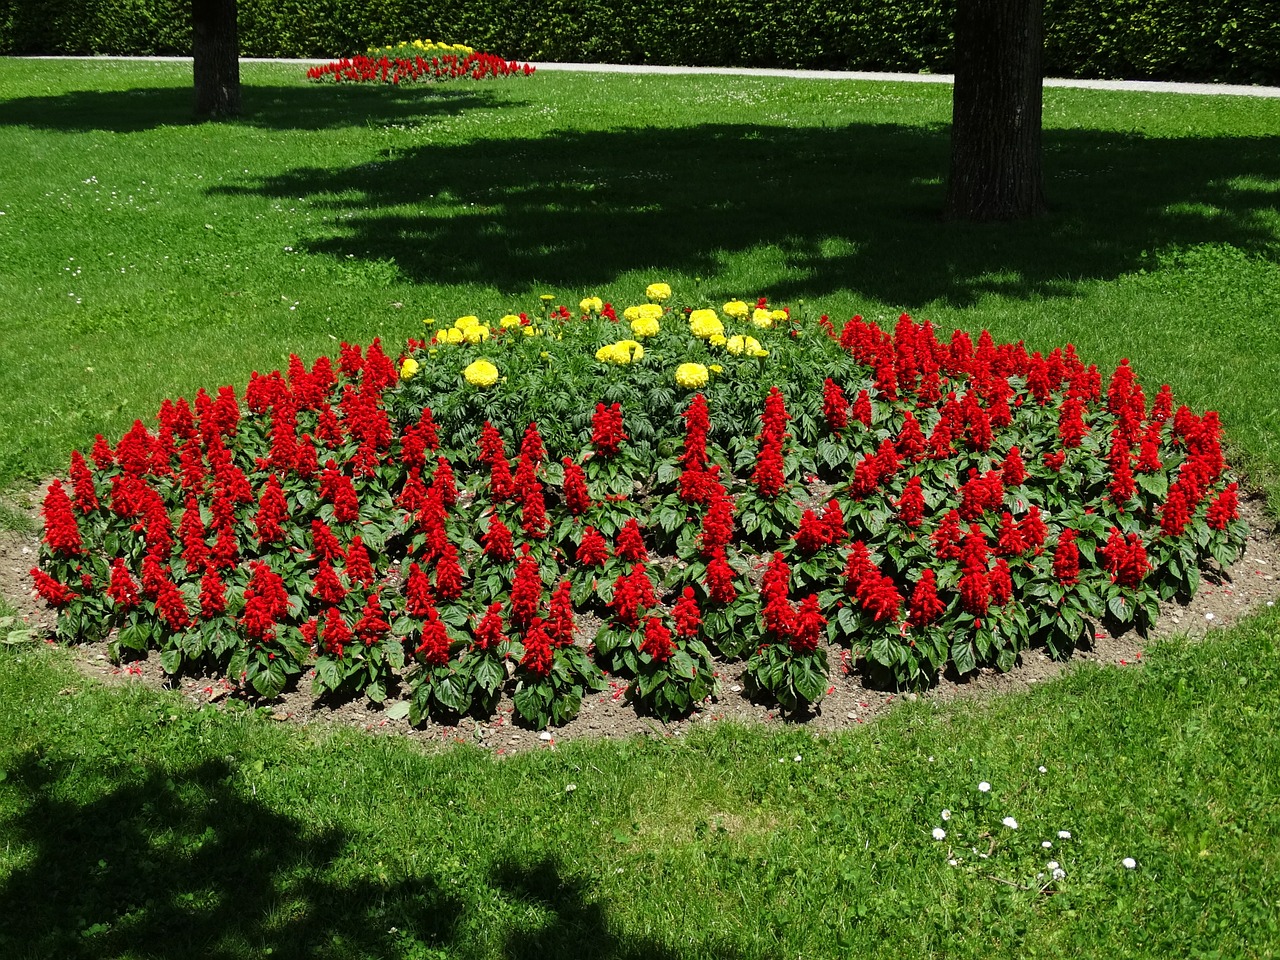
[
  {"x1": 0, "y1": 82, "x2": 511, "y2": 133},
  {"x1": 208, "y1": 120, "x2": 1280, "y2": 307},
  {"x1": 0, "y1": 753, "x2": 709, "y2": 959}
]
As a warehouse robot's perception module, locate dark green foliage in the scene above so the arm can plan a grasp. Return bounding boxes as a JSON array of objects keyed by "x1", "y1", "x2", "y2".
[{"x1": 1, "y1": 0, "x2": 1275, "y2": 84}]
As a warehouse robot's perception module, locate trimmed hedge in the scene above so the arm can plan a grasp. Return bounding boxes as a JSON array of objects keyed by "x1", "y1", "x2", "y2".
[{"x1": 0, "y1": 0, "x2": 1276, "y2": 84}]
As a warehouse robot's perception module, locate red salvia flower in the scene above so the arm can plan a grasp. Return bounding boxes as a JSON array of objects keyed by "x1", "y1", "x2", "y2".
[
  {"x1": 850, "y1": 389, "x2": 873, "y2": 428},
  {"x1": 1136, "y1": 420, "x2": 1164, "y2": 473},
  {"x1": 822, "y1": 378, "x2": 849, "y2": 434},
  {"x1": 698, "y1": 490, "x2": 736, "y2": 555},
  {"x1": 518, "y1": 618, "x2": 555, "y2": 677},
  {"x1": 932, "y1": 509, "x2": 964, "y2": 561},
  {"x1": 1058, "y1": 395, "x2": 1088, "y2": 448},
  {"x1": 562, "y1": 457, "x2": 592, "y2": 515},
  {"x1": 547, "y1": 579, "x2": 576, "y2": 648},
  {"x1": 90, "y1": 434, "x2": 115, "y2": 470},
  {"x1": 704, "y1": 549, "x2": 739, "y2": 604},
  {"x1": 345, "y1": 535, "x2": 376, "y2": 588},
  {"x1": 1159, "y1": 483, "x2": 1195, "y2": 538},
  {"x1": 821, "y1": 499, "x2": 847, "y2": 544},
  {"x1": 1019, "y1": 505, "x2": 1047, "y2": 553},
  {"x1": 253, "y1": 475, "x2": 289, "y2": 545},
  {"x1": 415, "y1": 608, "x2": 452, "y2": 666},
  {"x1": 1043, "y1": 450, "x2": 1067, "y2": 472},
  {"x1": 179, "y1": 496, "x2": 209, "y2": 571},
  {"x1": 316, "y1": 405, "x2": 345, "y2": 447},
  {"x1": 989, "y1": 558, "x2": 1013, "y2": 606},
  {"x1": 609, "y1": 564, "x2": 655, "y2": 629},
  {"x1": 41, "y1": 479, "x2": 83, "y2": 557},
  {"x1": 318, "y1": 459, "x2": 360, "y2": 524},
  {"x1": 107, "y1": 558, "x2": 140, "y2": 610},
  {"x1": 354, "y1": 592, "x2": 390, "y2": 647},
  {"x1": 435, "y1": 542, "x2": 464, "y2": 601},
  {"x1": 1100, "y1": 528, "x2": 1149, "y2": 588},
  {"x1": 1108, "y1": 431, "x2": 1136, "y2": 506},
  {"x1": 338, "y1": 341, "x2": 364, "y2": 380},
  {"x1": 241, "y1": 562, "x2": 289, "y2": 642},
  {"x1": 510, "y1": 546, "x2": 544, "y2": 631},
  {"x1": 1052, "y1": 529, "x2": 1080, "y2": 586},
  {"x1": 68, "y1": 450, "x2": 99, "y2": 513},
  {"x1": 483, "y1": 515, "x2": 516, "y2": 563},
  {"x1": 790, "y1": 594, "x2": 826, "y2": 653},
  {"x1": 1001, "y1": 446, "x2": 1027, "y2": 486},
  {"x1": 1150, "y1": 384, "x2": 1174, "y2": 423},
  {"x1": 520, "y1": 422, "x2": 546, "y2": 467},
  {"x1": 430, "y1": 456, "x2": 458, "y2": 509},
  {"x1": 908, "y1": 568, "x2": 946, "y2": 627},
  {"x1": 405, "y1": 562, "x2": 434, "y2": 617},
  {"x1": 473, "y1": 602, "x2": 508, "y2": 652},
  {"x1": 995, "y1": 511, "x2": 1028, "y2": 556},
  {"x1": 178, "y1": 440, "x2": 206, "y2": 496},
  {"x1": 31, "y1": 568, "x2": 78, "y2": 607},
  {"x1": 794, "y1": 508, "x2": 829, "y2": 555},
  {"x1": 1206, "y1": 482, "x2": 1239, "y2": 531},
  {"x1": 591, "y1": 402, "x2": 627, "y2": 457},
  {"x1": 397, "y1": 466, "x2": 428, "y2": 514},
  {"x1": 576, "y1": 526, "x2": 609, "y2": 567},
  {"x1": 857, "y1": 568, "x2": 902, "y2": 625},
  {"x1": 672, "y1": 586, "x2": 701, "y2": 639},
  {"x1": 680, "y1": 393, "x2": 711, "y2": 472},
  {"x1": 322, "y1": 606, "x2": 353, "y2": 658},
  {"x1": 312, "y1": 560, "x2": 347, "y2": 605},
  {"x1": 896, "y1": 410, "x2": 926, "y2": 461},
  {"x1": 310, "y1": 519, "x2": 344, "y2": 564},
  {"x1": 615, "y1": 518, "x2": 649, "y2": 562},
  {"x1": 520, "y1": 479, "x2": 549, "y2": 539},
  {"x1": 153, "y1": 573, "x2": 192, "y2": 633},
  {"x1": 896, "y1": 475, "x2": 926, "y2": 528},
  {"x1": 478, "y1": 422, "x2": 514, "y2": 502},
  {"x1": 199, "y1": 567, "x2": 227, "y2": 619},
  {"x1": 752, "y1": 438, "x2": 786, "y2": 499}
]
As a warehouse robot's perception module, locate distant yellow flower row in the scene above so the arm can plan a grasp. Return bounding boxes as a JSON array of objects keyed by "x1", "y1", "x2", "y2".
[{"x1": 367, "y1": 38, "x2": 475, "y2": 57}]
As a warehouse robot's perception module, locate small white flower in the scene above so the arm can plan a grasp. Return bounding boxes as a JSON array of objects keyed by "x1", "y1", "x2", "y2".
[
  {"x1": 1042, "y1": 840, "x2": 1053, "y2": 848},
  {"x1": 1002, "y1": 816, "x2": 1019, "y2": 830},
  {"x1": 1046, "y1": 860, "x2": 1060, "y2": 871},
  {"x1": 1058, "y1": 830, "x2": 1072, "y2": 839},
  {"x1": 932, "y1": 827, "x2": 947, "y2": 841},
  {"x1": 941, "y1": 809, "x2": 952, "y2": 821},
  {"x1": 1052, "y1": 868, "x2": 1066, "y2": 880},
  {"x1": 794, "y1": 754, "x2": 802, "y2": 762},
  {"x1": 1038, "y1": 765, "x2": 1048, "y2": 773},
  {"x1": 978, "y1": 781, "x2": 991, "y2": 793},
  {"x1": 948, "y1": 858, "x2": 959, "y2": 866},
  {"x1": 1122, "y1": 857, "x2": 1137, "y2": 869}
]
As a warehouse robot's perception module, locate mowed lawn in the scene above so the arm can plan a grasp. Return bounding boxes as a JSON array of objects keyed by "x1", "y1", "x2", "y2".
[{"x1": 0, "y1": 59, "x2": 1278, "y2": 959}]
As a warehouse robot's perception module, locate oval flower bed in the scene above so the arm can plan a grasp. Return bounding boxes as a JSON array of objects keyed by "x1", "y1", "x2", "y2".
[
  {"x1": 30, "y1": 288, "x2": 1247, "y2": 728},
  {"x1": 306, "y1": 38, "x2": 536, "y2": 84}
]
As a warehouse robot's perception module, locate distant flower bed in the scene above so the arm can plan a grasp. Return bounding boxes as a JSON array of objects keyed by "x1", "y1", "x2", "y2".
[
  {"x1": 306, "y1": 39, "x2": 535, "y2": 84},
  {"x1": 30, "y1": 288, "x2": 1246, "y2": 728}
]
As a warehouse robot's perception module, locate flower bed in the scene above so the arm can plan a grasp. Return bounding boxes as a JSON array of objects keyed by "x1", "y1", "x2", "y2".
[
  {"x1": 30, "y1": 288, "x2": 1246, "y2": 728},
  {"x1": 306, "y1": 39, "x2": 535, "y2": 84}
]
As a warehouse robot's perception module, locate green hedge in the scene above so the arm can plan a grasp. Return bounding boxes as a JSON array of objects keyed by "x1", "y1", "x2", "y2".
[{"x1": 1, "y1": 0, "x2": 1276, "y2": 84}]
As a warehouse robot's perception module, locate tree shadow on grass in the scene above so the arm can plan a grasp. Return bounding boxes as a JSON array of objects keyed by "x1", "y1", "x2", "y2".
[
  {"x1": 0, "y1": 753, "x2": 732, "y2": 959},
  {"x1": 207, "y1": 120, "x2": 1280, "y2": 307},
  {"x1": 0, "y1": 752, "x2": 462, "y2": 959},
  {"x1": 0, "y1": 83, "x2": 513, "y2": 134}
]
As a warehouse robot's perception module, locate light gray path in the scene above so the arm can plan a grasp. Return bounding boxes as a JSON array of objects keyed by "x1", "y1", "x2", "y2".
[{"x1": 17, "y1": 55, "x2": 1280, "y2": 98}]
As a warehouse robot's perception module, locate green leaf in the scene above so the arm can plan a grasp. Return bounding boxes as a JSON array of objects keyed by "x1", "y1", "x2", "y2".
[
  {"x1": 951, "y1": 639, "x2": 977, "y2": 676},
  {"x1": 670, "y1": 649, "x2": 696, "y2": 680},
  {"x1": 1107, "y1": 594, "x2": 1133, "y2": 623},
  {"x1": 159, "y1": 647, "x2": 183, "y2": 675},
  {"x1": 384, "y1": 700, "x2": 411, "y2": 721}
]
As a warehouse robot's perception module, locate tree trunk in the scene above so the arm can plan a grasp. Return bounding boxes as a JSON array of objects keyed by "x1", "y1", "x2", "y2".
[
  {"x1": 193, "y1": 0, "x2": 241, "y2": 118},
  {"x1": 945, "y1": 0, "x2": 1046, "y2": 221}
]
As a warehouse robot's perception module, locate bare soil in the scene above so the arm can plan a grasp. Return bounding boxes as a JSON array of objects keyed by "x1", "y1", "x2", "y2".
[{"x1": 3, "y1": 485, "x2": 1276, "y2": 756}]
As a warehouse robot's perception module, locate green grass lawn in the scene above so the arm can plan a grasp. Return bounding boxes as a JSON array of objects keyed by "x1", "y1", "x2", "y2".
[{"x1": 2, "y1": 59, "x2": 1280, "y2": 958}]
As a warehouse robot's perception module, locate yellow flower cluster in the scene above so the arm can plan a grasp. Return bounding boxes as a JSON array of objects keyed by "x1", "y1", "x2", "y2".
[
  {"x1": 464, "y1": 359, "x2": 499, "y2": 387},
  {"x1": 688, "y1": 309, "x2": 724, "y2": 340},
  {"x1": 580, "y1": 296, "x2": 603, "y2": 314},
  {"x1": 675, "y1": 362, "x2": 709, "y2": 388},
  {"x1": 623, "y1": 303, "x2": 663, "y2": 322},
  {"x1": 596, "y1": 340, "x2": 645, "y2": 365},
  {"x1": 399, "y1": 357, "x2": 420, "y2": 380},
  {"x1": 723, "y1": 300, "x2": 749, "y2": 319},
  {"x1": 630, "y1": 316, "x2": 660, "y2": 338},
  {"x1": 726, "y1": 334, "x2": 768, "y2": 357},
  {"x1": 431, "y1": 314, "x2": 492, "y2": 344},
  {"x1": 646, "y1": 282, "x2": 672, "y2": 302},
  {"x1": 369, "y1": 38, "x2": 475, "y2": 56}
]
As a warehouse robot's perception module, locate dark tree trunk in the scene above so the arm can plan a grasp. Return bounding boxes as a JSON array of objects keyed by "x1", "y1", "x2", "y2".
[
  {"x1": 945, "y1": 0, "x2": 1046, "y2": 221},
  {"x1": 192, "y1": 0, "x2": 240, "y2": 118}
]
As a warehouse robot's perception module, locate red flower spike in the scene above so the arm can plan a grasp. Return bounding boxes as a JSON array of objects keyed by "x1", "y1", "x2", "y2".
[
  {"x1": 354, "y1": 592, "x2": 391, "y2": 647},
  {"x1": 547, "y1": 580, "x2": 576, "y2": 648},
  {"x1": 1100, "y1": 528, "x2": 1149, "y2": 588},
  {"x1": 704, "y1": 549, "x2": 739, "y2": 604},
  {"x1": 519, "y1": 619, "x2": 555, "y2": 677},
  {"x1": 405, "y1": 562, "x2": 435, "y2": 617},
  {"x1": 609, "y1": 564, "x2": 656, "y2": 629},
  {"x1": 821, "y1": 499, "x2": 847, "y2": 544},
  {"x1": 510, "y1": 549, "x2": 545, "y2": 632},
  {"x1": 253, "y1": 475, "x2": 289, "y2": 545},
  {"x1": 1206, "y1": 482, "x2": 1239, "y2": 531},
  {"x1": 90, "y1": 434, "x2": 115, "y2": 470},
  {"x1": 591, "y1": 402, "x2": 627, "y2": 457},
  {"x1": 68, "y1": 451, "x2": 99, "y2": 513},
  {"x1": 790, "y1": 594, "x2": 826, "y2": 653},
  {"x1": 1002, "y1": 446, "x2": 1027, "y2": 487},
  {"x1": 473, "y1": 602, "x2": 508, "y2": 652},
  {"x1": 895, "y1": 476, "x2": 926, "y2": 528},
  {"x1": 1053, "y1": 529, "x2": 1081, "y2": 586},
  {"x1": 322, "y1": 606, "x2": 353, "y2": 659},
  {"x1": 896, "y1": 410, "x2": 926, "y2": 461},
  {"x1": 908, "y1": 568, "x2": 946, "y2": 628},
  {"x1": 482, "y1": 515, "x2": 516, "y2": 563},
  {"x1": 562, "y1": 457, "x2": 592, "y2": 516},
  {"x1": 989, "y1": 558, "x2": 1014, "y2": 607},
  {"x1": 106, "y1": 558, "x2": 140, "y2": 610},
  {"x1": 850, "y1": 389, "x2": 872, "y2": 427},
  {"x1": 41, "y1": 479, "x2": 83, "y2": 557},
  {"x1": 434, "y1": 542, "x2": 464, "y2": 601},
  {"x1": 1019, "y1": 505, "x2": 1047, "y2": 553},
  {"x1": 199, "y1": 567, "x2": 227, "y2": 619},
  {"x1": 614, "y1": 518, "x2": 649, "y2": 562},
  {"x1": 672, "y1": 587, "x2": 702, "y2": 639},
  {"x1": 576, "y1": 526, "x2": 609, "y2": 567},
  {"x1": 430, "y1": 456, "x2": 458, "y2": 509},
  {"x1": 415, "y1": 608, "x2": 452, "y2": 666},
  {"x1": 823, "y1": 379, "x2": 849, "y2": 434},
  {"x1": 312, "y1": 560, "x2": 348, "y2": 605}
]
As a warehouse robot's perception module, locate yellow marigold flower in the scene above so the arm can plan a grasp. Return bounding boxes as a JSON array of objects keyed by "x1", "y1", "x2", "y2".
[
  {"x1": 689, "y1": 309, "x2": 725, "y2": 340},
  {"x1": 539, "y1": 294, "x2": 555, "y2": 303},
  {"x1": 522, "y1": 325, "x2": 541, "y2": 337},
  {"x1": 454, "y1": 315, "x2": 481, "y2": 329},
  {"x1": 597, "y1": 340, "x2": 644, "y2": 365},
  {"x1": 462, "y1": 324, "x2": 490, "y2": 344},
  {"x1": 709, "y1": 363, "x2": 724, "y2": 375},
  {"x1": 726, "y1": 335, "x2": 767, "y2": 357},
  {"x1": 723, "y1": 300, "x2": 749, "y2": 319},
  {"x1": 630, "y1": 316, "x2": 660, "y2": 338},
  {"x1": 595, "y1": 344, "x2": 620, "y2": 363},
  {"x1": 499, "y1": 314, "x2": 523, "y2": 328},
  {"x1": 646, "y1": 282, "x2": 672, "y2": 302},
  {"x1": 751, "y1": 308, "x2": 774, "y2": 328},
  {"x1": 675, "y1": 362, "x2": 709, "y2": 389},
  {"x1": 463, "y1": 359, "x2": 499, "y2": 388},
  {"x1": 399, "y1": 357, "x2": 420, "y2": 380},
  {"x1": 422, "y1": 317, "x2": 436, "y2": 328},
  {"x1": 771, "y1": 309, "x2": 788, "y2": 321},
  {"x1": 442, "y1": 328, "x2": 465, "y2": 345},
  {"x1": 580, "y1": 296, "x2": 603, "y2": 314},
  {"x1": 709, "y1": 333, "x2": 727, "y2": 347}
]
